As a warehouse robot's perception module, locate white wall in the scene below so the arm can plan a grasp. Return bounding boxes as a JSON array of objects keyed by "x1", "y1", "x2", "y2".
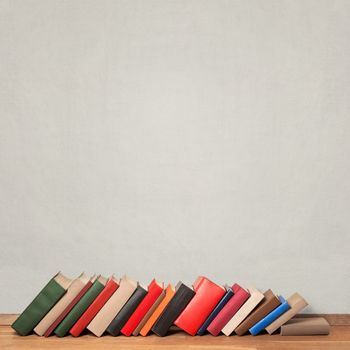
[{"x1": 1, "y1": 0, "x2": 349, "y2": 313}]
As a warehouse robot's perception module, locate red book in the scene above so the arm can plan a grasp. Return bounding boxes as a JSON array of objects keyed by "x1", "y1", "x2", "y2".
[
  {"x1": 44, "y1": 277, "x2": 95, "y2": 337},
  {"x1": 120, "y1": 279, "x2": 163, "y2": 336},
  {"x1": 174, "y1": 276, "x2": 226, "y2": 335},
  {"x1": 69, "y1": 277, "x2": 119, "y2": 337},
  {"x1": 207, "y1": 283, "x2": 250, "y2": 336}
]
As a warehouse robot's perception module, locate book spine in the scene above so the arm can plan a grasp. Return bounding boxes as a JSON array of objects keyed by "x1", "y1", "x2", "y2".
[
  {"x1": 12, "y1": 279, "x2": 66, "y2": 336},
  {"x1": 54, "y1": 281, "x2": 104, "y2": 337}
]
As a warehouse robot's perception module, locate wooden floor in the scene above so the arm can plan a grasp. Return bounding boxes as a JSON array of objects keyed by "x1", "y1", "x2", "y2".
[{"x1": 1, "y1": 314, "x2": 350, "y2": 350}]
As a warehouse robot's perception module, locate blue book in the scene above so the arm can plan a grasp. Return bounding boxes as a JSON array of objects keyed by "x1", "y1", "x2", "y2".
[
  {"x1": 197, "y1": 287, "x2": 234, "y2": 335},
  {"x1": 249, "y1": 296, "x2": 290, "y2": 336}
]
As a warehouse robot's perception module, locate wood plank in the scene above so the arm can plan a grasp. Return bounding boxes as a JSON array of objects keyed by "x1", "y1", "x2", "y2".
[{"x1": 1, "y1": 314, "x2": 350, "y2": 350}]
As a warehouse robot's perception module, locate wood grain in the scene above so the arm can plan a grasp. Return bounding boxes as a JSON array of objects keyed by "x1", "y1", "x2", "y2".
[{"x1": 1, "y1": 314, "x2": 350, "y2": 350}]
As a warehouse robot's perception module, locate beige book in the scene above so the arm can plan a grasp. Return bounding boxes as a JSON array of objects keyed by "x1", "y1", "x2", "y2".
[
  {"x1": 87, "y1": 275, "x2": 138, "y2": 337},
  {"x1": 222, "y1": 286, "x2": 264, "y2": 336},
  {"x1": 280, "y1": 317, "x2": 330, "y2": 335},
  {"x1": 265, "y1": 293, "x2": 308, "y2": 334},
  {"x1": 33, "y1": 273, "x2": 90, "y2": 336},
  {"x1": 132, "y1": 289, "x2": 166, "y2": 336}
]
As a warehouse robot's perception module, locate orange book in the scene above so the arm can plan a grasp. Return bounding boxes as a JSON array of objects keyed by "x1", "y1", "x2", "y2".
[{"x1": 139, "y1": 284, "x2": 175, "y2": 336}]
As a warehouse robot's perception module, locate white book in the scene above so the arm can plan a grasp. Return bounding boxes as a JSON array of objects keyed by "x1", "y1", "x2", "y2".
[{"x1": 222, "y1": 286, "x2": 264, "y2": 336}]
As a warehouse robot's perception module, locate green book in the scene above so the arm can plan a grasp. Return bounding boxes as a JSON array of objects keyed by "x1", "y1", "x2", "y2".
[
  {"x1": 54, "y1": 275, "x2": 107, "y2": 337},
  {"x1": 12, "y1": 272, "x2": 72, "y2": 336}
]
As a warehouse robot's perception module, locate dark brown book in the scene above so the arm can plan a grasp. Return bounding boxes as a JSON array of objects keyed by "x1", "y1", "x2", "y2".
[{"x1": 235, "y1": 289, "x2": 280, "y2": 336}]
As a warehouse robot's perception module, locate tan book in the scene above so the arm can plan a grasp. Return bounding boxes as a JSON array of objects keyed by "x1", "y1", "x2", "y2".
[
  {"x1": 33, "y1": 273, "x2": 90, "y2": 336},
  {"x1": 132, "y1": 289, "x2": 166, "y2": 336},
  {"x1": 222, "y1": 286, "x2": 264, "y2": 336},
  {"x1": 87, "y1": 276, "x2": 138, "y2": 337},
  {"x1": 280, "y1": 317, "x2": 330, "y2": 335},
  {"x1": 265, "y1": 293, "x2": 308, "y2": 334}
]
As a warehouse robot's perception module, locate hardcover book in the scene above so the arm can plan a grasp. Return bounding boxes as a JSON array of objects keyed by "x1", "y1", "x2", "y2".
[
  {"x1": 280, "y1": 317, "x2": 330, "y2": 336},
  {"x1": 139, "y1": 284, "x2": 176, "y2": 336},
  {"x1": 121, "y1": 279, "x2": 164, "y2": 336},
  {"x1": 207, "y1": 283, "x2": 250, "y2": 336},
  {"x1": 12, "y1": 272, "x2": 72, "y2": 336},
  {"x1": 174, "y1": 276, "x2": 226, "y2": 336},
  {"x1": 34, "y1": 273, "x2": 90, "y2": 336},
  {"x1": 54, "y1": 275, "x2": 107, "y2": 337},
  {"x1": 151, "y1": 282, "x2": 195, "y2": 337},
  {"x1": 235, "y1": 289, "x2": 281, "y2": 336},
  {"x1": 249, "y1": 295, "x2": 290, "y2": 335},
  {"x1": 87, "y1": 275, "x2": 138, "y2": 337},
  {"x1": 265, "y1": 293, "x2": 308, "y2": 334},
  {"x1": 222, "y1": 286, "x2": 264, "y2": 336},
  {"x1": 197, "y1": 286, "x2": 234, "y2": 335},
  {"x1": 44, "y1": 275, "x2": 96, "y2": 337},
  {"x1": 70, "y1": 276, "x2": 119, "y2": 337},
  {"x1": 132, "y1": 288, "x2": 166, "y2": 335},
  {"x1": 106, "y1": 285, "x2": 147, "y2": 336}
]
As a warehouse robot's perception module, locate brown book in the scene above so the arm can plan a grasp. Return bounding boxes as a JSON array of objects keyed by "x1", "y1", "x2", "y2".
[
  {"x1": 235, "y1": 289, "x2": 280, "y2": 336},
  {"x1": 266, "y1": 293, "x2": 308, "y2": 334},
  {"x1": 280, "y1": 317, "x2": 330, "y2": 335},
  {"x1": 33, "y1": 273, "x2": 90, "y2": 336}
]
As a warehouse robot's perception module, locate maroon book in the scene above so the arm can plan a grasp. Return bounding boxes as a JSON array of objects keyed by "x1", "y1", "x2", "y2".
[{"x1": 207, "y1": 283, "x2": 250, "y2": 336}]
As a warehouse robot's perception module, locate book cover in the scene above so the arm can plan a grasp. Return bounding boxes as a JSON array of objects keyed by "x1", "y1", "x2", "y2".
[
  {"x1": 222, "y1": 286, "x2": 264, "y2": 336},
  {"x1": 132, "y1": 289, "x2": 166, "y2": 335},
  {"x1": 87, "y1": 275, "x2": 138, "y2": 337},
  {"x1": 207, "y1": 283, "x2": 250, "y2": 336},
  {"x1": 235, "y1": 289, "x2": 281, "y2": 336},
  {"x1": 280, "y1": 317, "x2": 330, "y2": 336},
  {"x1": 197, "y1": 286, "x2": 234, "y2": 336},
  {"x1": 12, "y1": 272, "x2": 72, "y2": 336},
  {"x1": 174, "y1": 276, "x2": 226, "y2": 336},
  {"x1": 34, "y1": 273, "x2": 90, "y2": 336},
  {"x1": 106, "y1": 285, "x2": 147, "y2": 336},
  {"x1": 265, "y1": 293, "x2": 308, "y2": 334},
  {"x1": 151, "y1": 282, "x2": 195, "y2": 337},
  {"x1": 139, "y1": 284, "x2": 176, "y2": 336},
  {"x1": 121, "y1": 279, "x2": 164, "y2": 336},
  {"x1": 70, "y1": 276, "x2": 119, "y2": 337},
  {"x1": 249, "y1": 295, "x2": 290, "y2": 335},
  {"x1": 54, "y1": 275, "x2": 107, "y2": 337},
  {"x1": 44, "y1": 275, "x2": 96, "y2": 337}
]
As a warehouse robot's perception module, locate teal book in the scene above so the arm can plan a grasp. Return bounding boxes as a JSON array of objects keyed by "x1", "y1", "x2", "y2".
[
  {"x1": 12, "y1": 272, "x2": 72, "y2": 336},
  {"x1": 54, "y1": 275, "x2": 107, "y2": 337}
]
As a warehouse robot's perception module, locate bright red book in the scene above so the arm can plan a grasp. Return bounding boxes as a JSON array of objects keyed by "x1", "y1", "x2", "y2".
[
  {"x1": 174, "y1": 276, "x2": 226, "y2": 335},
  {"x1": 69, "y1": 277, "x2": 119, "y2": 337},
  {"x1": 120, "y1": 279, "x2": 163, "y2": 336},
  {"x1": 207, "y1": 283, "x2": 250, "y2": 336}
]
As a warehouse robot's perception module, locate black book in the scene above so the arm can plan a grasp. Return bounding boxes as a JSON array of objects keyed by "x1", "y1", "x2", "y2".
[
  {"x1": 106, "y1": 285, "x2": 147, "y2": 336},
  {"x1": 151, "y1": 282, "x2": 195, "y2": 337}
]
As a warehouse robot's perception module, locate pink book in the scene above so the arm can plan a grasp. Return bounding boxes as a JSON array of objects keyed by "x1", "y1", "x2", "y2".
[{"x1": 207, "y1": 283, "x2": 250, "y2": 336}]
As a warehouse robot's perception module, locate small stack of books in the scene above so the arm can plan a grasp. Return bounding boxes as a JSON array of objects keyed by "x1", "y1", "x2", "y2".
[{"x1": 11, "y1": 272, "x2": 330, "y2": 337}]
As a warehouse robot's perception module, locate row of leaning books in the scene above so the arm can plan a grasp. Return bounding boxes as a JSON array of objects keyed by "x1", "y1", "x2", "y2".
[{"x1": 12, "y1": 272, "x2": 330, "y2": 337}]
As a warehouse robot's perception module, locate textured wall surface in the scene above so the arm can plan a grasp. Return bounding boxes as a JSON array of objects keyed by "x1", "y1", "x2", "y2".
[{"x1": 1, "y1": 0, "x2": 349, "y2": 312}]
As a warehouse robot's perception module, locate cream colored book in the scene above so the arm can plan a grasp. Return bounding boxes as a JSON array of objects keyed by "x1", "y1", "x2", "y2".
[
  {"x1": 265, "y1": 292, "x2": 308, "y2": 334},
  {"x1": 222, "y1": 286, "x2": 264, "y2": 336},
  {"x1": 33, "y1": 273, "x2": 90, "y2": 336},
  {"x1": 87, "y1": 275, "x2": 138, "y2": 337},
  {"x1": 132, "y1": 288, "x2": 166, "y2": 336}
]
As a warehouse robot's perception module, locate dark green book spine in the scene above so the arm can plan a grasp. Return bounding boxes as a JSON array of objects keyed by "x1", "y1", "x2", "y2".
[
  {"x1": 54, "y1": 280, "x2": 104, "y2": 337},
  {"x1": 12, "y1": 278, "x2": 66, "y2": 336}
]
